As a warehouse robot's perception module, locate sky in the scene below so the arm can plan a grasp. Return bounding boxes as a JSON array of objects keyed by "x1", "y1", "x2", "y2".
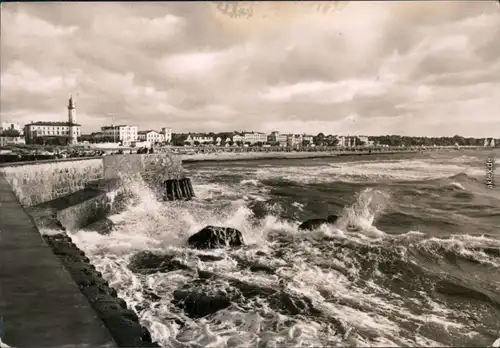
[{"x1": 1, "y1": 1, "x2": 499, "y2": 136}]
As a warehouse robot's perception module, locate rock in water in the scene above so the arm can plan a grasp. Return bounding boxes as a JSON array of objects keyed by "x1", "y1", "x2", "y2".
[
  {"x1": 187, "y1": 226, "x2": 244, "y2": 249},
  {"x1": 326, "y1": 214, "x2": 339, "y2": 223},
  {"x1": 298, "y1": 214, "x2": 338, "y2": 231},
  {"x1": 172, "y1": 290, "x2": 231, "y2": 318},
  {"x1": 128, "y1": 251, "x2": 191, "y2": 274}
]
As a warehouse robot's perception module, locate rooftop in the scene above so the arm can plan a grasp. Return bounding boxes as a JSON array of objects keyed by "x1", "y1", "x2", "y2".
[
  {"x1": 27, "y1": 121, "x2": 81, "y2": 127},
  {"x1": 101, "y1": 125, "x2": 133, "y2": 129}
]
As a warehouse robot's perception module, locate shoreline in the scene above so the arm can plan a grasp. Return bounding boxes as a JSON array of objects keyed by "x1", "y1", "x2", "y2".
[{"x1": 180, "y1": 150, "x2": 420, "y2": 163}]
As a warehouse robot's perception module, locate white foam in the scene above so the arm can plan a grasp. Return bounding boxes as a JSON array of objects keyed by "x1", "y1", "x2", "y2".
[
  {"x1": 448, "y1": 182, "x2": 466, "y2": 190},
  {"x1": 240, "y1": 179, "x2": 260, "y2": 186},
  {"x1": 255, "y1": 158, "x2": 485, "y2": 184},
  {"x1": 62, "y1": 157, "x2": 498, "y2": 347}
]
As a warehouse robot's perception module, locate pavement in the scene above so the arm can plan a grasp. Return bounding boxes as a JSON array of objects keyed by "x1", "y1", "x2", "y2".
[{"x1": 0, "y1": 174, "x2": 116, "y2": 348}]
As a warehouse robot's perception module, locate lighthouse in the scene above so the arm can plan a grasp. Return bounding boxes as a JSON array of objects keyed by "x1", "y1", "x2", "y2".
[{"x1": 68, "y1": 95, "x2": 78, "y2": 144}]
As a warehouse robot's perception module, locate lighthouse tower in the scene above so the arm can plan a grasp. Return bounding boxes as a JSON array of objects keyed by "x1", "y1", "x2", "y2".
[{"x1": 67, "y1": 95, "x2": 78, "y2": 144}]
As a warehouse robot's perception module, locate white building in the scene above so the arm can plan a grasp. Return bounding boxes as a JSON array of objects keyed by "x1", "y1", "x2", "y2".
[
  {"x1": 303, "y1": 134, "x2": 314, "y2": 144},
  {"x1": 268, "y1": 131, "x2": 287, "y2": 146},
  {"x1": 243, "y1": 132, "x2": 268, "y2": 144},
  {"x1": 185, "y1": 134, "x2": 213, "y2": 144},
  {"x1": 287, "y1": 134, "x2": 304, "y2": 148},
  {"x1": 161, "y1": 128, "x2": 172, "y2": 143},
  {"x1": 337, "y1": 136, "x2": 356, "y2": 147},
  {"x1": 137, "y1": 130, "x2": 164, "y2": 144},
  {"x1": 24, "y1": 96, "x2": 82, "y2": 144},
  {"x1": 100, "y1": 125, "x2": 138, "y2": 145},
  {"x1": 357, "y1": 136, "x2": 374, "y2": 146},
  {"x1": 233, "y1": 134, "x2": 244, "y2": 143},
  {"x1": 25, "y1": 121, "x2": 81, "y2": 144}
]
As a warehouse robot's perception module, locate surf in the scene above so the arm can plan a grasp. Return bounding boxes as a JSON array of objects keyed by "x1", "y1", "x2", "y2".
[{"x1": 62, "y1": 162, "x2": 499, "y2": 347}]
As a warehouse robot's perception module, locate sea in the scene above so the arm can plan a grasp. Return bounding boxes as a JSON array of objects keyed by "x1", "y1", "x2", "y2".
[{"x1": 65, "y1": 149, "x2": 499, "y2": 347}]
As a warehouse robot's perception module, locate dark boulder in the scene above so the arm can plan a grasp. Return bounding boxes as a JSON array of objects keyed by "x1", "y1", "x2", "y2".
[
  {"x1": 298, "y1": 214, "x2": 338, "y2": 231},
  {"x1": 197, "y1": 254, "x2": 225, "y2": 262},
  {"x1": 172, "y1": 290, "x2": 231, "y2": 318},
  {"x1": 187, "y1": 226, "x2": 244, "y2": 249},
  {"x1": 128, "y1": 251, "x2": 191, "y2": 275}
]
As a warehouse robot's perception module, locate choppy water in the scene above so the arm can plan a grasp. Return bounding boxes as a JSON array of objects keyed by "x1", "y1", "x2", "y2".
[{"x1": 49, "y1": 150, "x2": 500, "y2": 347}]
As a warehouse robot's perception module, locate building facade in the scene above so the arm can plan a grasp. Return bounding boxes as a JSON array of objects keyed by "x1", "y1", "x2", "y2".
[
  {"x1": 337, "y1": 136, "x2": 356, "y2": 147},
  {"x1": 357, "y1": 136, "x2": 374, "y2": 146},
  {"x1": 286, "y1": 134, "x2": 304, "y2": 148},
  {"x1": 100, "y1": 125, "x2": 138, "y2": 145},
  {"x1": 268, "y1": 131, "x2": 288, "y2": 146},
  {"x1": 244, "y1": 132, "x2": 267, "y2": 144},
  {"x1": 233, "y1": 134, "x2": 244, "y2": 143},
  {"x1": 24, "y1": 96, "x2": 82, "y2": 144},
  {"x1": 303, "y1": 135, "x2": 314, "y2": 144},
  {"x1": 185, "y1": 134, "x2": 213, "y2": 144},
  {"x1": 25, "y1": 121, "x2": 81, "y2": 144},
  {"x1": 137, "y1": 130, "x2": 164, "y2": 144},
  {"x1": 161, "y1": 128, "x2": 172, "y2": 143}
]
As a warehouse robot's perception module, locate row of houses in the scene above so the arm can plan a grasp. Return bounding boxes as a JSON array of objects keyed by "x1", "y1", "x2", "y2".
[
  {"x1": 182, "y1": 131, "x2": 373, "y2": 148},
  {"x1": 1, "y1": 119, "x2": 372, "y2": 148},
  {"x1": 183, "y1": 132, "x2": 310, "y2": 147}
]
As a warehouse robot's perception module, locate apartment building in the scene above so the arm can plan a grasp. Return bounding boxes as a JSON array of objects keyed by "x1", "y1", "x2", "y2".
[
  {"x1": 137, "y1": 130, "x2": 164, "y2": 144},
  {"x1": 268, "y1": 131, "x2": 288, "y2": 146},
  {"x1": 357, "y1": 136, "x2": 374, "y2": 146},
  {"x1": 161, "y1": 128, "x2": 173, "y2": 143},
  {"x1": 303, "y1": 135, "x2": 314, "y2": 144},
  {"x1": 337, "y1": 135, "x2": 356, "y2": 147},
  {"x1": 25, "y1": 121, "x2": 81, "y2": 144},
  {"x1": 287, "y1": 134, "x2": 304, "y2": 148},
  {"x1": 233, "y1": 134, "x2": 244, "y2": 143},
  {"x1": 245, "y1": 132, "x2": 267, "y2": 144},
  {"x1": 100, "y1": 125, "x2": 138, "y2": 144}
]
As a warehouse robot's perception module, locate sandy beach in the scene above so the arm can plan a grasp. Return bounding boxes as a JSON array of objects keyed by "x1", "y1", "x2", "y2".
[{"x1": 179, "y1": 149, "x2": 419, "y2": 162}]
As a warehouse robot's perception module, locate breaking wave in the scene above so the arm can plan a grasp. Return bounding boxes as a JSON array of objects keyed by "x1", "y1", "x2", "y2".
[{"x1": 58, "y1": 153, "x2": 500, "y2": 347}]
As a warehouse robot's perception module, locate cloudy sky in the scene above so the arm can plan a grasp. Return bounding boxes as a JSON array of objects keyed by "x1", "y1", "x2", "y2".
[{"x1": 1, "y1": 1, "x2": 499, "y2": 136}]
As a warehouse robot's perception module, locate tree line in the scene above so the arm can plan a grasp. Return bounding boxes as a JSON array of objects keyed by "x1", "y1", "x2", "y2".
[{"x1": 368, "y1": 135, "x2": 498, "y2": 147}]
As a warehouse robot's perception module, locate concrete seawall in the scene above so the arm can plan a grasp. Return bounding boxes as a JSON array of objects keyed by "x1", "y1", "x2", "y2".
[
  {"x1": 0, "y1": 153, "x2": 184, "y2": 347},
  {"x1": 0, "y1": 174, "x2": 117, "y2": 347},
  {"x1": 0, "y1": 153, "x2": 184, "y2": 207}
]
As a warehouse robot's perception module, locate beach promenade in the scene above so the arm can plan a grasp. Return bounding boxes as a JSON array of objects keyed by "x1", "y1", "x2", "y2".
[{"x1": 0, "y1": 174, "x2": 116, "y2": 348}]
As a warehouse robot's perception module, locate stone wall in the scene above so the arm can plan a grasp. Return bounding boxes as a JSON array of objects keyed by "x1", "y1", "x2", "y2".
[
  {"x1": 0, "y1": 158, "x2": 104, "y2": 207},
  {"x1": 103, "y1": 153, "x2": 184, "y2": 180},
  {"x1": 0, "y1": 153, "x2": 184, "y2": 207}
]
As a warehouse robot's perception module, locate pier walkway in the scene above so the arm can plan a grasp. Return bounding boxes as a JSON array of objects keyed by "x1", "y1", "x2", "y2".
[{"x1": 0, "y1": 174, "x2": 116, "y2": 348}]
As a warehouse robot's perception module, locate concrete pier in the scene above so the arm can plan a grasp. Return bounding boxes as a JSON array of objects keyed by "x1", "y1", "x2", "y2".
[
  {"x1": 0, "y1": 153, "x2": 187, "y2": 347},
  {"x1": 0, "y1": 174, "x2": 116, "y2": 347}
]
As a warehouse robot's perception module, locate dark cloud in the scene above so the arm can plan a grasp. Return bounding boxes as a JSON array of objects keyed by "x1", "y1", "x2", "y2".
[{"x1": 1, "y1": 1, "x2": 499, "y2": 137}]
